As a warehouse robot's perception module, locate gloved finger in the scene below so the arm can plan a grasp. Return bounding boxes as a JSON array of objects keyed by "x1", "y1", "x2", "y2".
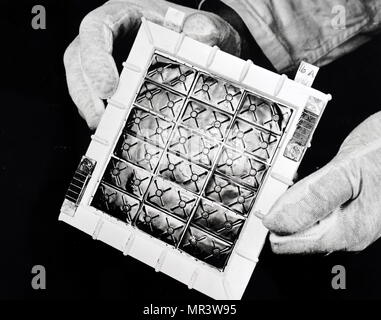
[
  {"x1": 268, "y1": 210, "x2": 348, "y2": 254},
  {"x1": 182, "y1": 12, "x2": 241, "y2": 56},
  {"x1": 64, "y1": 37, "x2": 105, "y2": 129},
  {"x1": 338, "y1": 111, "x2": 381, "y2": 157},
  {"x1": 263, "y1": 161, "x2": 354, "y2": 235},
  {"x1": 79, "y1": 2, "x2": 241, "y2": 102},
  {"x1": 269, "y1": 202, "x2": 373, "y2": 254},
  {"x1": 79, "y1": 2, "x2": 145, "y2": 99}
]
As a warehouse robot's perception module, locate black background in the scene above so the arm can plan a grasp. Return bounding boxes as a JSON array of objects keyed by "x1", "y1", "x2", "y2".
[{"x1": 1, "y1": 0, "x2": 381, "y2": 302}]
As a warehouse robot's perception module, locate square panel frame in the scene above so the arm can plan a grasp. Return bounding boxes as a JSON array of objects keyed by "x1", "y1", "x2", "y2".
[{"x1": 59, "y1": 19, "x2": 331, "y2": 300}]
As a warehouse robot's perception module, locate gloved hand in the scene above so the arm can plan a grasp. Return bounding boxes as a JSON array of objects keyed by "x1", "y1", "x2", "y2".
[
  {"x1": 63, "y1": 0, "x2": 241, "y2": 129},
  {"x1": 263, "y1": 112, "x2": 381, "y2": 254}
]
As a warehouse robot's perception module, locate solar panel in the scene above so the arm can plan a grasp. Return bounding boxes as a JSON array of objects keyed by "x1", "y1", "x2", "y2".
[{"x1": 59, "y1": 18, "x2": 331, "y2": 299}]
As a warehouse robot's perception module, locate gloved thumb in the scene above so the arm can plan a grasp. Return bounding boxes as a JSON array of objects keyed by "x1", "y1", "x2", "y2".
[
  {"x1": 263, "y1": 160, "x2": 356, "y2": 235},
  {"x1": 182, "y1": 12, "x2": 241, "y2": 57}
]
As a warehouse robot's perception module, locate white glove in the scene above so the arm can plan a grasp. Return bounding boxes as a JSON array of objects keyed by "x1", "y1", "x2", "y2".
[
  {"x1": 263, "y1": 112, "x2": 381, "y2": 254},
  {"x1": 63, "y1": 0, "x2": 241, "y2": 129}
]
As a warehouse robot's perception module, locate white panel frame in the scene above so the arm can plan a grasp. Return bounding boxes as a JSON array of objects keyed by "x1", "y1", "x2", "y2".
[{"x1": 59, "y1": 19, "x2": 331, "y2": 300}]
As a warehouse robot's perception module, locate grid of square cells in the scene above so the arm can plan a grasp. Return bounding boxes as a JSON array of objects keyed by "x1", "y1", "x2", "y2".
[{"x1": 91, "y1": 54, "x2": 293, "y2": 270}]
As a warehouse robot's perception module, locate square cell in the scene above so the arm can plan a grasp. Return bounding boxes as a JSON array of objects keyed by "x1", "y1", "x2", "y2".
[
  {"x1": 102, "y1": 157, "x2": 151, "y2": 199},
  {"x1": 146, "y1": 54, "x2": 196, "y2": 94},
  {"x1": 168, "y1": 126, "x2": 220, "y2": 168},
  {"x1": 136, "y1": 205, "x2": 186, "y2": 247},
  {"x1": 114, "y1": 133, "x2": 163, "y2": 172},
  {"x1": 191, "y1": 73, "x2": 242, "y2": 113},
  {"x1": 179, "y1": 226, "x2": 233, "y2": 269},
  {"x1": 92, "y1": 183, "x2": 141, "y2": 223},
  {"x1": 146, "y1": 177, "x2": 197, "y2": 221},
  {"x1": 125, "y1": 107, "x2": 173, "y2": 147},
  {"x1": 238, "y1": 93, "x2": 292, "y2": 134},
  {"x1": 215, "y1": 147, "x2": 268, "y2": 189},
  {"x1": 135, "y1": 81, "x2": 185, "y2": 120},
  {"x1": 227, "y1": 119, "x2": 279, "y2": 162},
  {"x1": 180, "y1": 100, "x2": 232, "y2": 140},
  {"x1": 157, "y1": 152, "x2": 209, "y2": 195},
  {"x1": 190, "y1": 199, "x2": 245, "y2": 243},
  {"x1": 204, "y1": 174, "x2": 256, "y2": 216}
]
